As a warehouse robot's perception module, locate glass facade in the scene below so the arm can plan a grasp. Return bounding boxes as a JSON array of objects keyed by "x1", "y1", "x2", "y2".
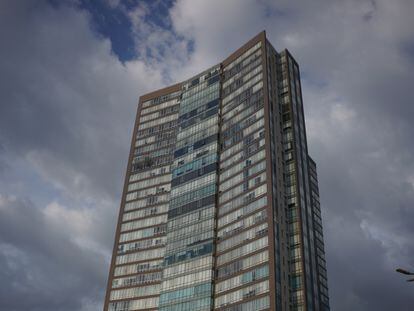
[
  {"x1": 215, "y1": 41, "x2": 271, "y2": 310},
  {"x1": 308, "y1": 157, "x2": 330, "y2": 311},
  {"x1": 107, "y1": 90, "x2": 181, "y2": 311},
  {"x1": 104, "y1": 31, "x2": 330, "y2": 311},
  {"x1": 159, "y1": 65, "x2": 221, "y2": 311}
]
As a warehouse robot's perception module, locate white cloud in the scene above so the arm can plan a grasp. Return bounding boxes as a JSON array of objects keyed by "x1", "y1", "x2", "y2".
[{"x1": 169, "y1": 0, "x2": 267, "y2": 79}]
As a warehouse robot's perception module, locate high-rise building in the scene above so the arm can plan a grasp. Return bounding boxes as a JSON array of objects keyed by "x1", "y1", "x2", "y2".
[{"x1": 104, "y1": 31, "x2": 330, "y2": 311}]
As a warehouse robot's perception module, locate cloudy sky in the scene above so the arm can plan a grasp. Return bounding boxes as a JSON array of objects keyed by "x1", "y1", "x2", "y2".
[{"x1": 1, "y1": 0, "x2": 414, "y2": 310}]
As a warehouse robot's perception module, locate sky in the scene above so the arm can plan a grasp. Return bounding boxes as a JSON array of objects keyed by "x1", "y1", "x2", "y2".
[{"x1": 0, "y1": 0, "x2": 414, "y2": 310}]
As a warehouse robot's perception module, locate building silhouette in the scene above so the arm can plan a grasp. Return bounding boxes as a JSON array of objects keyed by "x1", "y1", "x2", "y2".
[{"x1": 104, "y1": 31, "x2": 330, "y2": 311}]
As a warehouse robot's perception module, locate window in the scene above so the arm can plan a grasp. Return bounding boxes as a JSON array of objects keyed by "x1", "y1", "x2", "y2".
[{"x1": 109, "y1": 284, "x2": 161, "y2": 301}]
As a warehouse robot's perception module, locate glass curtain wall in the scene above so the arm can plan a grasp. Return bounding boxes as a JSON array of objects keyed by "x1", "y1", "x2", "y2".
[
  {"x1": 308, "y1": 157, "x2": 330, "y2": 311},
  {"x1": 104, "y1": 31, "x2": 331, "y2": 311},
  {"x1": 279, "y1": 50, "x2": 321, "y2": 311},
  {"x1": 159, "y1": 65, "x2": 221, "y2": 311},
  {"x1": 215, "y1": 41, "x2": 271, "y2": 311},
  {"x1": 108, "y1": 92, "x2": 181, "y2": 311}
]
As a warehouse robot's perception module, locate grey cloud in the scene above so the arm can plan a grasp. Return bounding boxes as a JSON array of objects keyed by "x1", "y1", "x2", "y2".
[
  {"x1": 0, "y1": 1, "x2": 164, "y2": 310},
  {"x1": 266, "y1": 1, "x2": 414, "y2": 309},
  {"x1": 0, "y1": 0, "x2": 164, "y2": 201},
  {"x1": 0, "y1": 195, "x2": 106, "y2": 311}
]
